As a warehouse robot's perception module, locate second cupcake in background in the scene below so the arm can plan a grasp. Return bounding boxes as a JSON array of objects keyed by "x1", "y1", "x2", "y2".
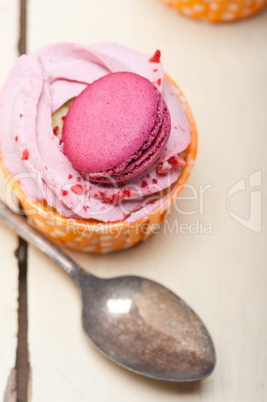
[{"x1": 162, "y1": 0, "x2": 266, "y2": 22}]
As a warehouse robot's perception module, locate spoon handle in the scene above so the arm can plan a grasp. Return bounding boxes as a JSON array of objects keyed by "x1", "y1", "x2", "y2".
[{"x1": 0, "y1": 199, "x2": 81, "y2": 280}]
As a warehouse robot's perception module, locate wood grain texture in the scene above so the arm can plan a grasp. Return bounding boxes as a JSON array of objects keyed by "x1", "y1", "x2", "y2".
[
  {"x1": 0, "y1": 0, "x2": 19, "y2": 400},
  {"x1": 27, "y1": 0, "x2": 267, "y2": 401}
]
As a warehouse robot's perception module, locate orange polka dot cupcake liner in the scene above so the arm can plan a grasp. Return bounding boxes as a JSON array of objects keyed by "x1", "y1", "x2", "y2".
[
  {"x1": 163, "y1": 0, "x2": 266, "y2": 22},
  {"x1": 0, "y1": 74, "x2": 197, "y2": 253}
]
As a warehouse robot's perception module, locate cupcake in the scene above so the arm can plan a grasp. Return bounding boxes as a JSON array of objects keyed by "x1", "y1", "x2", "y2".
[
  {"x1": 0, "y1": 43, "x2": 197, "y2": 253},
  {"x1": 163, "y1": 0, "x2": 267, "y2": 22}
]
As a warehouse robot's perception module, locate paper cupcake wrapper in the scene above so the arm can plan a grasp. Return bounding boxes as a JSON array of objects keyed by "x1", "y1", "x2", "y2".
[
  {"x1": 0, "y1": 74, "x2": 197, "y2": 253},
  {"x1": 163, "y1": 0, "x2": 266, "y2": 21}
]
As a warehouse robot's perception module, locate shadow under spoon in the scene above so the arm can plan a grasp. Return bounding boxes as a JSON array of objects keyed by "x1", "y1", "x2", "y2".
[{"x1": 0, "y1": 200, "x2": 215, "y2": 382}]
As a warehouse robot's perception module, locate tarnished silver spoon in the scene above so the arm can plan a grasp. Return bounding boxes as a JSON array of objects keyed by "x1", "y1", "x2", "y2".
[{"x1": 0, "y1": 200, "x2": 215, "y2": 382}]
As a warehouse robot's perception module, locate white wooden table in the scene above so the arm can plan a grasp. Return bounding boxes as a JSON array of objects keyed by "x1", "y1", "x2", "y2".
[{"x1": 0, "y1": 0, "x2": 266, "y2": 401}]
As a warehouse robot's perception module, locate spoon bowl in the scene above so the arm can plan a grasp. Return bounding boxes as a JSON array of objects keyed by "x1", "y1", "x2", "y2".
[
  {"x1": 79, "y1": 273, "x2": 215, "y2": 381},
  {"x1": 0, "y1": 200, "x2": 215, "y2": 382}
]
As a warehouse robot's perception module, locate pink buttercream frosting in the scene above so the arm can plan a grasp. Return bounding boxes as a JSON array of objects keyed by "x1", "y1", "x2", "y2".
[{"x1": 0, "y1": 43, "x2": 191, "y2": 223}]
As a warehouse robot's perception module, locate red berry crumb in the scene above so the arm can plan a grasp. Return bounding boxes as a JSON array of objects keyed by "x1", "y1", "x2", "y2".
[
  {"x1": 62, "y1": 116, "x2": 65, "y2": 121},
  {"x1": 77, "y1": 177, "x2": 81, "y2": 182},
  {"x1": 157, "y1": 78, "x2": 162, "y2": 86},
  {"x1": 146, "y1": 173, "x2": 150, "y2": 178},
  {"x1": 83, "y1": 206, "x2": 88, "y2": 212},
  {"x1": 152, "y1": 178, "x2": 157, "y2": 184},
  {"x1": 68, "y1": 174, "x2": 73, "y2": 179},
  {"x1": 62, "y1": 190, "x2": 68, "y2": 196},
  {"x1": 53, "y1": 126, "x2": 59, "y2": 136},
  {"x1": 153, "y1": 69, "x2": 158, "y2": 72},
  {"x1": 15, "y1": 136, "x2": 18, "y2": 142},
  {"x1": 141, "y1": 180, "x2": 148, "y2": 188},
  {"x1": 21, "y1": 149, "x2": 29, "y2": 160},
  {"x1": 149, "y1": 50, "x2": 161, "y2": 63},
  {"x1": 71, "y1": 184, "x2": 83, "y2": 195},
  {"x1": 99, "y1": 191, "x2": 120, "y2": 205},
  {"x1": 20, "y1": 114, "x2": 23, "y2": 118},
  {"x1": 170, "y1": 155, "x2": 185, "y2": 169},
  {"x1": 169, "y1": 157, "x2": 178, "y2": 169},
  {"x1": 122, "y1": 187, "x2": 131, "y2": 198}
]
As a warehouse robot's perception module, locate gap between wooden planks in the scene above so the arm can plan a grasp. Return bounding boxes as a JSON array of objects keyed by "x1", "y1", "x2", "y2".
[{"x1": 4, "y1": 0, "x2": 30, "y2": 401}]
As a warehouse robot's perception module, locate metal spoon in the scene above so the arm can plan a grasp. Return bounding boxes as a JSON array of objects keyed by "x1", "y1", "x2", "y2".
[{"x1": 0, "y1": 200, "x2": 215, "y2": 382}]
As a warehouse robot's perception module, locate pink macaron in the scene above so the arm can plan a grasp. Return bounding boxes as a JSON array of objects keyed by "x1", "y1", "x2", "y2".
[{"x1": 62, "y1": 72, "x2": 171, "y2": 183}]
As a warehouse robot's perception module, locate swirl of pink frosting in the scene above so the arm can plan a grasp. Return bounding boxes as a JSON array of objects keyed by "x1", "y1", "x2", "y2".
[{"x1": 0, "y1": 43, "x2": 191, "y2": 223}]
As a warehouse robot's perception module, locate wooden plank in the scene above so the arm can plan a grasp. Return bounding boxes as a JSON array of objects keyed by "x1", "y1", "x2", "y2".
[
  {"x1": 0, "y1": 0, "x2": 19, "y2": 400},
  {"x1": 27, "y1": 1, "x2": 267, "y2": 401}
]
